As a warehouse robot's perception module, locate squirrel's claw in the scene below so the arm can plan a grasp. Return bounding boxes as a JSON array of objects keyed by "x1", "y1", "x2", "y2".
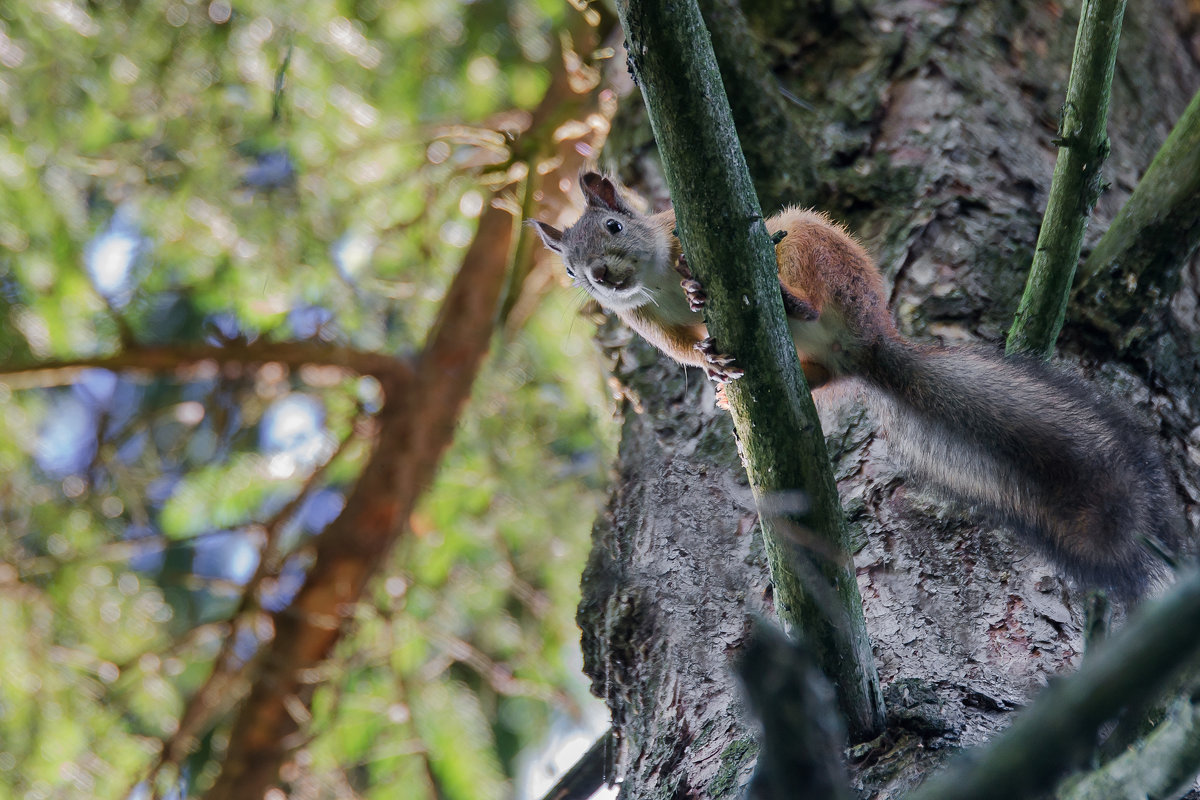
[
  {"x1": 676, "y1": 253, "x2": 738, "y2": 382},
  {"x1": 675, "y1": 254, "x2": 709, "y2": 311},
  {"x1": 714, "y1": 383, "x2": 730, "y2": 410},
  {"x1": 696, "y1": 337, "x2": 745, "y2": 384},
  {"x1": 705, "y1": 363, "x2": 745, "y2": 384},
  {"x1": 681, "y1": 279, "x2": 707, "y2": 312}
]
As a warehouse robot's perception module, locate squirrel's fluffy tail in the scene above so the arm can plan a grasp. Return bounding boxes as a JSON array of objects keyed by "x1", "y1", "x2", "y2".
[{"x1": 863, "y1": 341, "x2": 1181, "y2": 598}]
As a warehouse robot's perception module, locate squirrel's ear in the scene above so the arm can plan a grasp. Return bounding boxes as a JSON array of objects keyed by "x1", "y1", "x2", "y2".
[
  {"x1": 528, "y1": 220, "x2": 564, "y2": 254},
  {"x1": 580, "y1": 172, "x2": 632, "y2": 215}
]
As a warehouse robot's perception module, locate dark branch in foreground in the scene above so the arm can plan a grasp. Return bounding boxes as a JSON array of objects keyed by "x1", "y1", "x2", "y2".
[
  {"x1": 739, "y1": 620, "x2": 850, "y2": 800},
  {"x1": 536, "y1": 728, "x2": 616, "y2": 800},
  {"x1": 1058, "y1": 689, "x2": 1200, "y2": 800},
  {"x1": 908, "y1": 569, "x2": 1200, "y2": 800}
]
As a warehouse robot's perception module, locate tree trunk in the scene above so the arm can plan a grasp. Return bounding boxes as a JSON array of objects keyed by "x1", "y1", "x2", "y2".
[{"x1": 577, "y1": 0, "x2": 1200, "y2": 797}]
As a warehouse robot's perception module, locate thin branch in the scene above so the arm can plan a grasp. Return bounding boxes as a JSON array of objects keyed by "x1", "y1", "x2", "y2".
[
  {"x1": 0, "y1": 340, "x2": 412, "y2": 390},
  {"x1": 396, "y1": 672, "x2": 450, "y2": 800},
  {"x1": 425, "y1": 630, "x2": 574, "y2": 706},
  {"x1": 16, "y1": 420, "x2": 362, "y2": 580},
  {"x1": 1006, "y1": 0, "x2": 1127, "y2": 357},
  {"x1": 148, "y1": 422, "x2": 361, "y2": 779},
  {"x1": 1073, "y1": 86, "x2": 1200, "y2": 351},
  {"x1": 907, "y1": 569, "x2": 1200, "y2": 800},
  {"x1": 536, "y1": 729, "x2": 616, "y2": 800},
  {"x1": 697, "y1": 0, "x2": 819, "y2": 210},
  {"x1": 613, "y1": 0, "x2": 884, "y2": 741}
]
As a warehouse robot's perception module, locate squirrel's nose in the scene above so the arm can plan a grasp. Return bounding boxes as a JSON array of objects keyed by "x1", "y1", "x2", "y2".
[{"x1": 588, "y1": 264, "x2": 609, "y2": 285}]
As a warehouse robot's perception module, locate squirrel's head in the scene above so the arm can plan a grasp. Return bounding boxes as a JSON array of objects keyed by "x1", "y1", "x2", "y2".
[{"x1": 529, "y1": 172, "x2": 669, "y2": 313}]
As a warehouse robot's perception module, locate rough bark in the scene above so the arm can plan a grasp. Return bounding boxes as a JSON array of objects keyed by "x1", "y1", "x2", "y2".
[
  {"x1": 576, "y1": 0, "x2": 1200, "y2": 797},
  {"x1": 908, "y1": 571, "x2": 1200, "y2": 800}
]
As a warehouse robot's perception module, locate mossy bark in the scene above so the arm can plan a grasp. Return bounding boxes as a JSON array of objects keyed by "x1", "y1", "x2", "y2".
[
  {"x1": 697, "y1": 0, "x2": 819, "y2": 211},
  {"x1": 1074, "y1": 87, "x2": 1200, "y2": 352}
]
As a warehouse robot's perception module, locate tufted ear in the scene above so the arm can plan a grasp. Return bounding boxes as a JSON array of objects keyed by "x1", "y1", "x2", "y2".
[
  {"x1": 580, "y1": 172, "x2": 634, "y2": 215},
  {"x1": 527, "y1": 219, "x2": 564, "y2": 254}
]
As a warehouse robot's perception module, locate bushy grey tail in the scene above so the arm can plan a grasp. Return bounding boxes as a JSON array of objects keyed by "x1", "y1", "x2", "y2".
[{"x1": 863, "y1": 340, "x2": 1181, "y2": 599}]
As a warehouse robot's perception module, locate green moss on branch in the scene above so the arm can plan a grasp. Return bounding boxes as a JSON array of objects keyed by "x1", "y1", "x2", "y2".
[{"x1": 1073, "y1": 87, "x2": 1200, "y2": 351}]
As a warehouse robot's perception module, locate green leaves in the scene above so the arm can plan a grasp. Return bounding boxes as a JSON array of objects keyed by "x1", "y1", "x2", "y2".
[{"x1": 0, "y1": 1, "x2": 612, "y2": 796}]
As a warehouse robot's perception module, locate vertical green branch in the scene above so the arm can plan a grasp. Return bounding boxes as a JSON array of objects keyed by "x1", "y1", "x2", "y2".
[
  {"x1": 613, "y1": 0, "x2": 884, "y2": 741},
  {"x1": 1006, "y1": 0, "x2": 1127, "y2": 358}
]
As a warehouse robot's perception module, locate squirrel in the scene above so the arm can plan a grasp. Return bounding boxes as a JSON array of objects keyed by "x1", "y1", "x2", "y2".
[{"x1": 531, "y1": 172, "x2": 1182, "y2": 599}]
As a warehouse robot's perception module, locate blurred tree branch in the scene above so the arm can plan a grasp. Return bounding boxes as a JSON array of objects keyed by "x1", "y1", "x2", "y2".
[
  {"x1": 0, "y1": 340, "x2": 412, "y2": 389},
  {"x1": 141, "y1": 422, "x2": 362, "y2": 788},
  {"x1": 205, "y1": 196, "x2": 515, "y2": 798},
  {"x1": 1057, "y1": 688, "x2": 1200, "y2": 800},
  {"x1": 908, "y1": 570, "x2": 1200, "y2": 800}
]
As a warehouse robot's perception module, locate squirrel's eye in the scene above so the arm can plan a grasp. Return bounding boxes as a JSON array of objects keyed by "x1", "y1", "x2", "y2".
[{"x1": 605, "y1": 218, "x2": 623, "y2": 234}]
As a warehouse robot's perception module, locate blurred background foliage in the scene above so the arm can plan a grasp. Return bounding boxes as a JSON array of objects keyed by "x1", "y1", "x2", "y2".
[{"x1": 0, "y1": 0, "x2": 618, "y2": 797}]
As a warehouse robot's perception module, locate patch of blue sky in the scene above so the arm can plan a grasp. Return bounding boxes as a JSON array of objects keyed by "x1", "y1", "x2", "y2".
[
  {"x1": 193, "y1": 530, "x2": 260, "y2": 585},
  {"x1": 34, "y1": 393, "x2": 97, "y2": 476},
  {"x1": 85, "y1": 207, "x2": 148, "y2": 307},
  {"x1": 259, "y1": 393, "x2": 330, "y2": 478},
  {"x1": 332, "y1": 228, "x2": 377, "y2": 281}
]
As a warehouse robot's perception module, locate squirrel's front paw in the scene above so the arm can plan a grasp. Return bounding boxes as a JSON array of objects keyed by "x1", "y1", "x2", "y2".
[
  {"x1": 682, "y1": 279, "x2": 707, "y2": 312},
  {"x1": 675, "y1": 254, "x2": 708, "y2": 312},
  {"x1": 695, "y1": 337, "x2": 745, "y2": 384}
]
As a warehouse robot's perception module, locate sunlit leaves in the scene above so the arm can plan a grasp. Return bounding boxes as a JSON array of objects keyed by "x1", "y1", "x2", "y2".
[{"x1": 411, "y1": 680, "x2": 509, "y2": 800}]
